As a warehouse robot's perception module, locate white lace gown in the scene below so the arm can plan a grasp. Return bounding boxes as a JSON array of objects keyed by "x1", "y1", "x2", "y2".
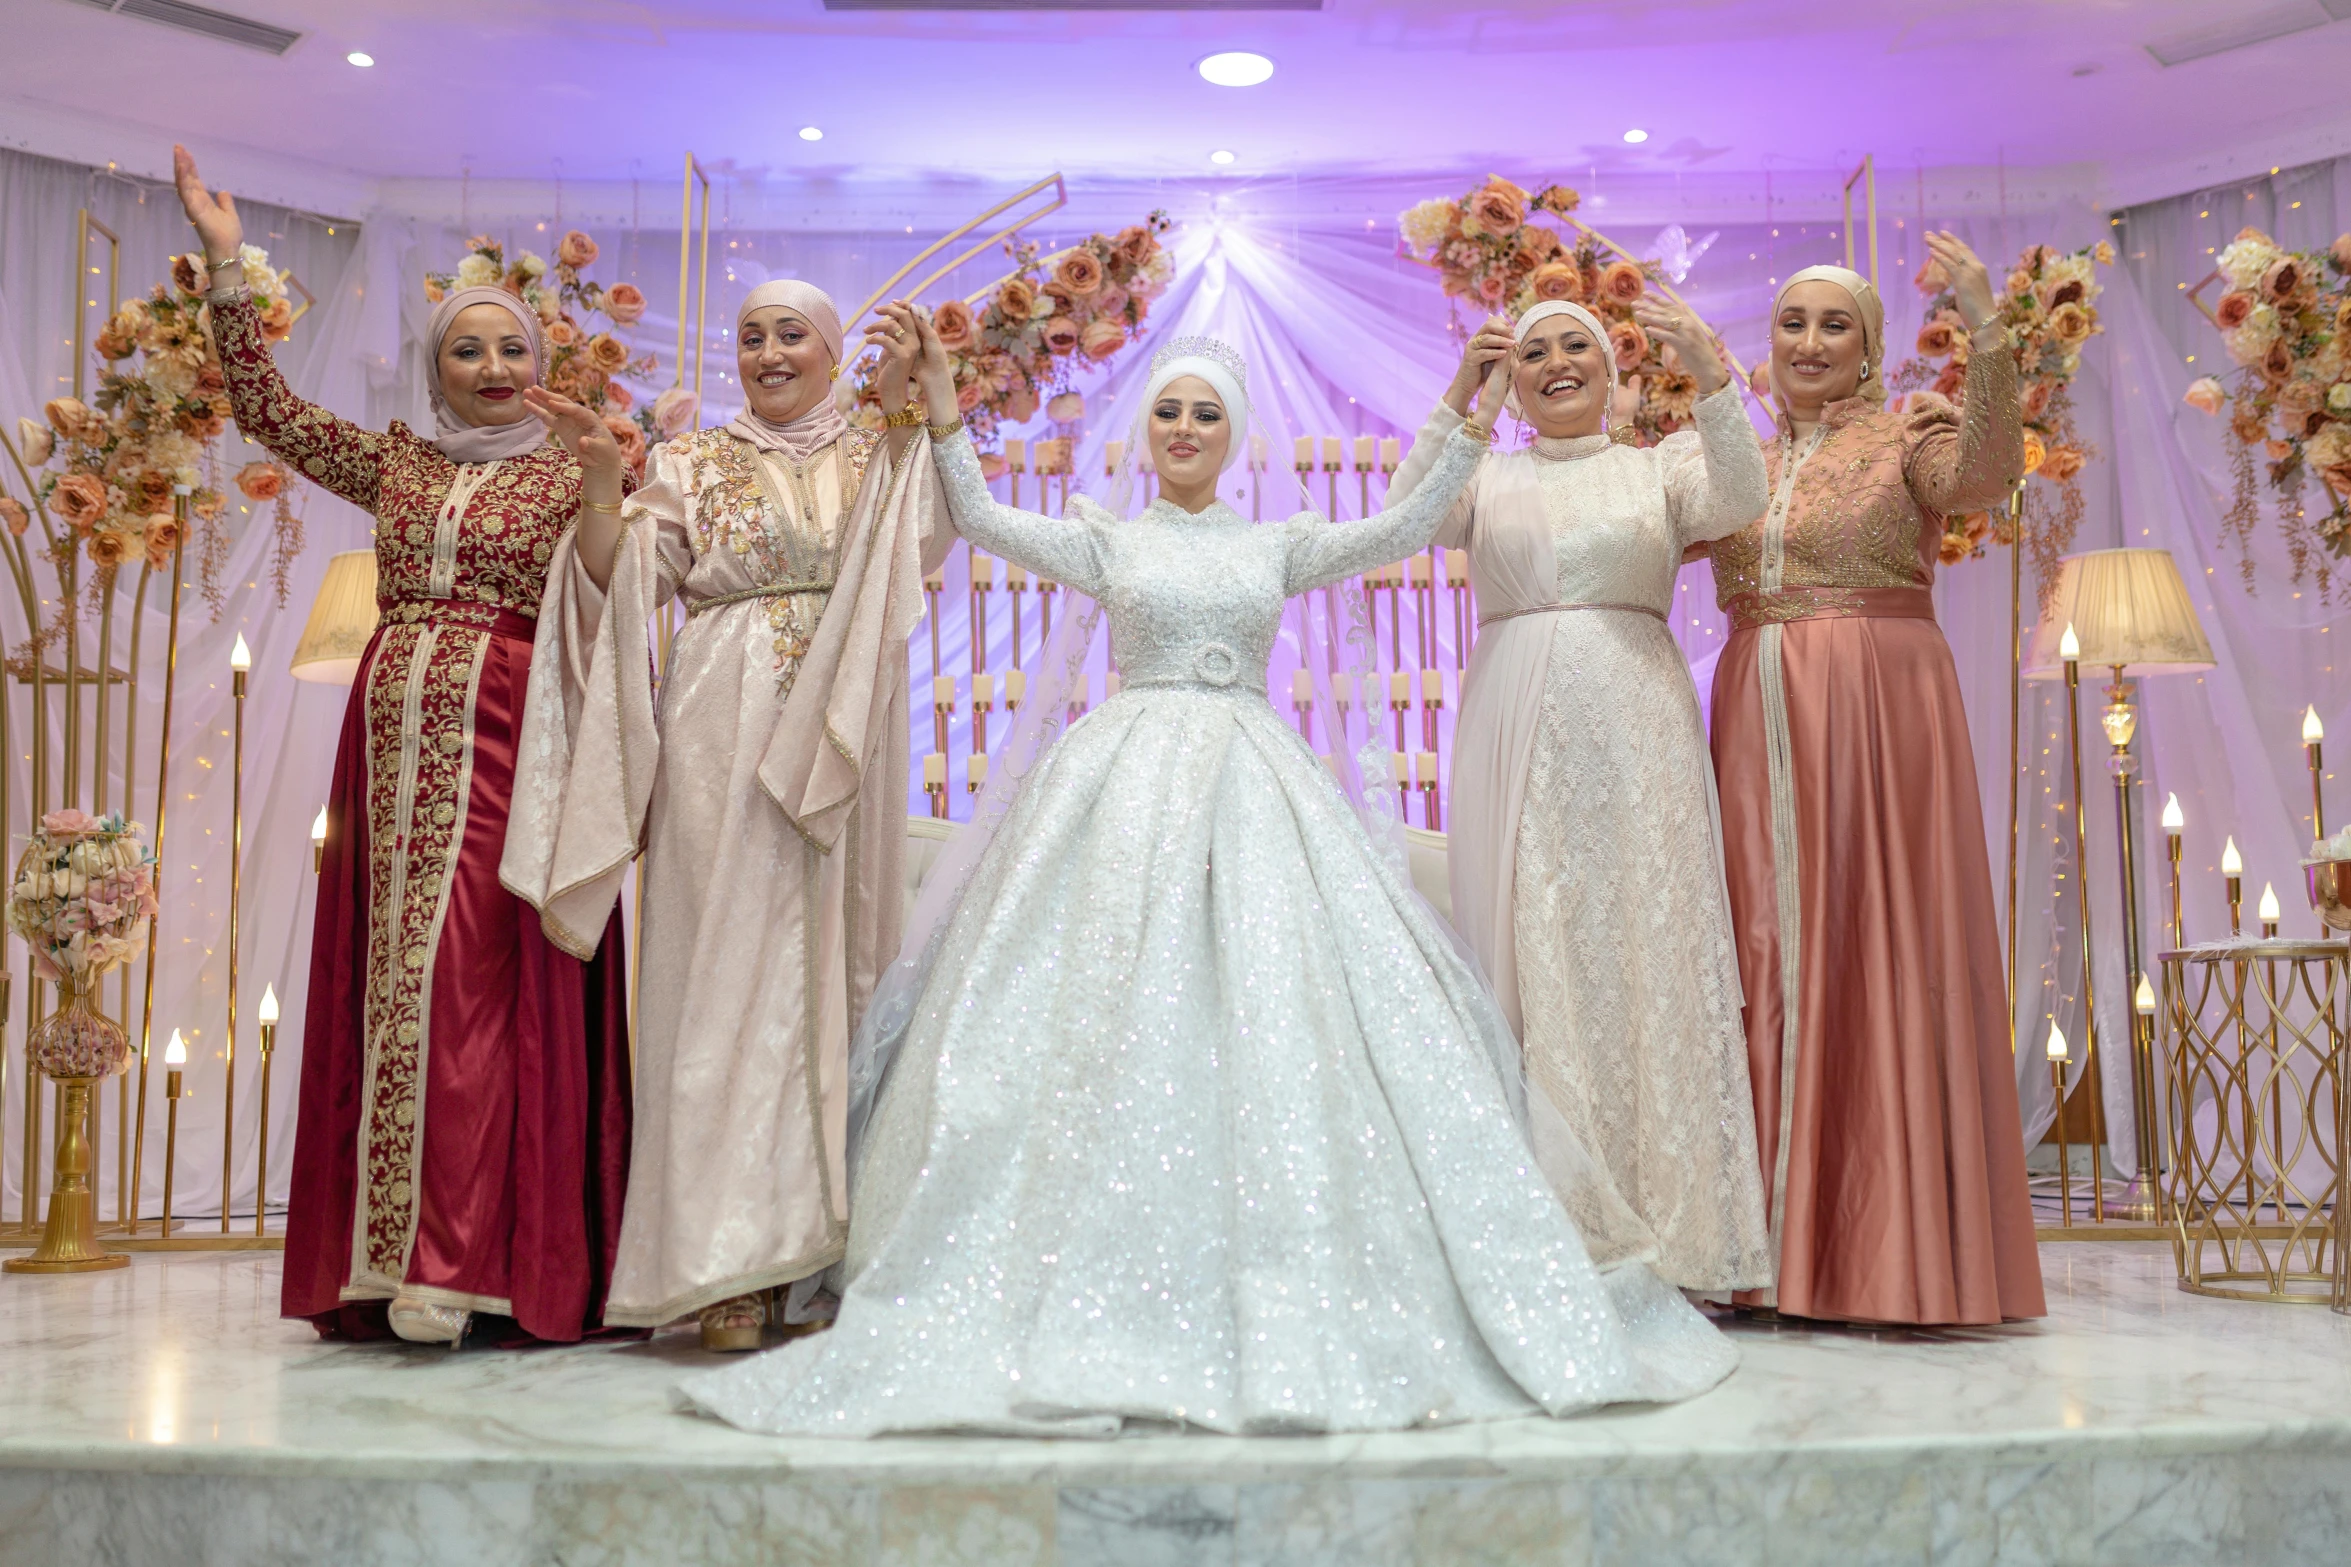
[
  {"x1": 680, "y1": 426, "x2": 1737, "y2": 1439},
  {"x1": 1390, "y1": 389, "x2": 1774, "y2": 1292}
]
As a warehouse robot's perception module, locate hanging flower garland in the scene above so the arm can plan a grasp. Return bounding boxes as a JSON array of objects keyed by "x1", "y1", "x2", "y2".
[
  {"x1": 2180, "y1": 227, "x2": 2351, "y2": 594},
  {"x1": 849, "y1": 212, "x2": 1174, "y2": 457},
  {"x1": 1398, "y1": 175, "x2": 1714, "y2": 448},
  {"x1": 1890, "y1": 238, "x2": 2111, "y2": 585},
  {"x1": 426, "y1": 230, "x2": 661, "y2": 480},
  {"x1": 15, "y1": 244, "x2": 307, "y2": 638}
]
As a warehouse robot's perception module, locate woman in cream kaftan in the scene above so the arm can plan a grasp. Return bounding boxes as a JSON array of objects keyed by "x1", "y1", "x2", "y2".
[
  {"x1": 1390, "y1": 301, "x2": 1774, "y2": 1293},
  {"x1": 1706, "y1": 252, "x2": 2044, "y2": 1325},
  {"x1": 177, "y1": 148, "x2": 632, "y2": 1348},
  {"x1": 505, "y1": 286, "x2": 954, "y2": 1347}
]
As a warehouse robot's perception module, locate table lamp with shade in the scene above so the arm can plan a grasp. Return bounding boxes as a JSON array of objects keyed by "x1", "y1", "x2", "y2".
[
  {"x1": 2026, "y1": 547, "x2": 2215, "y2": 1221},
  {"x1": 290, "y1": 550, "x2": 380, "y2": 685}
]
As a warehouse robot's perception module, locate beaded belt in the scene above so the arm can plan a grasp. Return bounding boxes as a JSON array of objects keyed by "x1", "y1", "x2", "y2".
[
  {"x1": 377, "y1": 599, "x2": 538, "y2": 642},
  {"x1": 687, "y1": 581, "x2": 835, "y2": 618},
  {"x1": 1477, "y1": 600, "x2": 1667, "y2": 629},
  {"x1": 1724, "y1": 584, "x2": 1936, "y2": 633}
]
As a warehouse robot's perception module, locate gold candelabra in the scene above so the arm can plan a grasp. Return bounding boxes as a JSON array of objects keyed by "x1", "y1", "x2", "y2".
[
  {"x1": 222, "y1": 633, "x2": 250, "y2": 1232},
  {"x1": 2057, "y1": 625, "x2": 2107, "y2": 1222},
  {"x1": 2045, "y1": 1018, "x2": 2073, "y2": 1224},
  {"x1": 2223, "y1": 836, "x2": 2243, "y2": 936},
  {"x1": 2162, "y1": 793, "x2": 2185, "y2": 947},
  {"x1": 255, "y1": 983, "x2": 278, "y2": 1236},
  {"x1": 160, "y1": 1029, "x2": 185, "y2": 1239},
  {"x1": 2306, "y1": 706, "x2": 2327, "y2": 842}
]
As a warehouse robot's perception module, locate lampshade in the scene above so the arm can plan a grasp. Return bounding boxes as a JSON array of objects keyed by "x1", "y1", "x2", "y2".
[
  {"x1": 290, "y1": 550, "x2": 380, "y2": 685},
  {"x1": 2024, "y1": 547, "x2": 2215, "y2": 680}
]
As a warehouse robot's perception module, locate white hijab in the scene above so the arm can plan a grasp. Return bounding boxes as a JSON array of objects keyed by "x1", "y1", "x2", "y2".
[
  {"x1": 1507, "y1": 299, "x2": 1619, "y2": 424},
  {"x1": 1137, "y1": 336, "x2": 1251, "y2": 476}
]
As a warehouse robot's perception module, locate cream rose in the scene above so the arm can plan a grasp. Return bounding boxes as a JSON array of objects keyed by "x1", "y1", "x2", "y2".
[{"x1": 602, "y1": 282, "x2": 646, "y2": 326}]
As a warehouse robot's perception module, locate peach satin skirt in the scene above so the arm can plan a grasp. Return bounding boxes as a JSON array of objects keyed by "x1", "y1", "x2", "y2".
[{"x1": 1711, "y1": 614, "x2": 2044, "y2": 1325}]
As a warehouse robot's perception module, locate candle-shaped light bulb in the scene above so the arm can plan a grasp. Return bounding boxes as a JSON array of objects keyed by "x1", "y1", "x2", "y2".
[
  {"x1": 2058, "y1": 623, "x2": 2081, "y2": 661},
  {"x1": 2305, "y1": 705, "x2": 2325, "y2": 744},
  {"x1": 2161, "y1": 793, "x2": 2184, "y2": 832},
  {"x1": 229, "y1": 632, "x2": 252, "y2": 673},
  {"x1": 2259, "y1": 881, "x2": 2280, "y2": 921},
  {"x1": 2134, "y1": 974, "x2": 2156, "y2": 1016},
  {"x1": 258, "y1": 985, "x2": 279, "y2": 1026},
  {"x1": 2045, "y1": 1020, "x2": 2069, "y2": 1062},
  {"x1": 311, "y1": 806, "x2": 328, "y2": 846},
  {"x1": 164, "y1": 1029, "x2": 187, "y2": 1067},
  {"x1": 2221, "y1": 836, "x2": 2243, "y2": 876}
]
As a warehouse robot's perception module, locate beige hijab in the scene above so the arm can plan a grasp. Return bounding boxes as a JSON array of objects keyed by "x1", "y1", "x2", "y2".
[
  {"x1": 728, "y1": 279, "x2": 849, "y2": 460},
  {"x1": 1769, "y1": 264, "x2": 1887, "y2": 408},
  {"x1": 423, "y1": 285, "x2": 550, "y2": 463}
]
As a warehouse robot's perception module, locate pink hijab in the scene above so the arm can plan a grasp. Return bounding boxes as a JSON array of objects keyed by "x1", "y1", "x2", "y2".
[
  {"x1": 423, "y1": 285, "x2": 550, "y2": 464},
  {"x1": 728, "y1": 279, "x2": 849, "y2": 461}
]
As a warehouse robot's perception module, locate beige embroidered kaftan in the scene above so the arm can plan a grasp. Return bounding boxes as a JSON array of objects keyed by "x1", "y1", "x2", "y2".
[{"x1": 504, "y1": 423, "x2": 954, "y2": 1327}]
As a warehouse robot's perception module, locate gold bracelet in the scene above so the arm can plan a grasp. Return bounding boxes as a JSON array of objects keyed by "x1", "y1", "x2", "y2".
[
  {"x1": 584, "y1": 498, "x2": 622, "y2": 515},
  {"x1": 1462, "y1": 418, "x2": 1496, "y2": 446},
  {"x1": 926, "y1": 417, "x2": 965, "y2": 441},
  {"x1": 207, "y1": 255, "x2": 242, "y2": 272},
  {"x1": 883, "y1": 405, "x2": 925, "y2": 428}
]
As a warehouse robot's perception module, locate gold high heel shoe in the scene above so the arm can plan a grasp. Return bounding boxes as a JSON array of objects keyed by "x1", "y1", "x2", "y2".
[
  {"x1": 698, "y1": 1293, "x2": 765, "y2": 1352},
  {"x1": 387, "y1": 1294, "x2": 470, "y2": 1345}
]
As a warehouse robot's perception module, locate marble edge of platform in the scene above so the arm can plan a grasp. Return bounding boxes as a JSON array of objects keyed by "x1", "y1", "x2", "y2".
[{"x1": 4, "y1": 1412, "x2": 2347, "y2": 1489}]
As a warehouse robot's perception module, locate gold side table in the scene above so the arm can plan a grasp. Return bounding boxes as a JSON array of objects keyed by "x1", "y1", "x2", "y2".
[{"x1": 2158, "y1": 941, "x2": 2346, "y2": 1310}]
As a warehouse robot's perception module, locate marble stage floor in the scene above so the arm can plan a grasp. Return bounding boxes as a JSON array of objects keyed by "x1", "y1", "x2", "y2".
[{"x1": 0, "y1": 1244, "x2": 2345, "y2": 1566}]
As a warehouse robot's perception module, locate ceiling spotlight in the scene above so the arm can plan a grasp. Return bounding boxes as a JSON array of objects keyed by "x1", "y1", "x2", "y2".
[
  {"x1": 1622, "y1": 128, "x2": 1649, "y2": 144},
  {"x1": 346, "y1": 51, "x2": 374, "y2": 68},
  {"x1": 1210, "y1": 149, "x2": 1237, "y2": 166},
  {"x1": 798, "y1": 126, "x2": 824, "y2": 142},
  {"x1": 1197, "y1": 51, "x2": 1275, "y2": 88}
]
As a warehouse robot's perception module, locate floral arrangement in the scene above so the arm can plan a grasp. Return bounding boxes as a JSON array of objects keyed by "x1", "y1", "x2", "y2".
[
  {"x1": 851, "y1": 213, "x2": 1173, "y2": 454},
  {"x1": 1397, "y1": 175, "x2": 1710, "y2": 447},
  {"x1": 1890, "y1": 238, "x2": 2111, "y2": 580},
  {"x1": 2181, "y1": 227, "x2": 2351, "y2": 590},
  {"x1": 428, "y1": 230, "x2": 663, "y2": 478},
  {"x1": 6, "y1": 810, "x2": 157, "y2": 987},
  {"x1": 15, "y1": 244, "x2": 307, "y2": 626}
]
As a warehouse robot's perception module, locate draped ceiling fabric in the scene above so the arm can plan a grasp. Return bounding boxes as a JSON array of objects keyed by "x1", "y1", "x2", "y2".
[{"x1": 4, "y1": 143, "x2": 2344, "y2": 1218}]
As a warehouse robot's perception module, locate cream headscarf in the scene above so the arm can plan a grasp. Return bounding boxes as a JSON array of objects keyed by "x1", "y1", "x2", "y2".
[
  {"x1": 729, "y1": 279, "x2": 850, "y2": 460},
  {"x1": 1509, "y1": 300, "x2": 1618, "y2": 423},
  {"x1": 423, "y1": 285, "x2": 550, "y2": 464},
  {"x1": 1770, "y1": 264, "x2": 1887, "y2": 407}
]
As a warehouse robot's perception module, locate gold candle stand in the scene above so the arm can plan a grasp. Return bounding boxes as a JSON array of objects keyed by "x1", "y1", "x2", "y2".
[
  {"x1": 221, "y1": 636, "x2": 249, "y2": 1232},
  {"x1": 2058, "y1": 630, "x2": 2107, "y2": 1222},
  {"x1": 255, "y1": 986, "x2": 278, "y2": 1237}
]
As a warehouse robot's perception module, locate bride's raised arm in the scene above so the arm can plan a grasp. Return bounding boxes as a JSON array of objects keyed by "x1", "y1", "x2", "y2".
[
  {"x1": 908, "y1": 312, "x2": 1112, "y2": 599},
  {"x1": 1282, "y1": 348, "x2": 1508, "y2": 597}
]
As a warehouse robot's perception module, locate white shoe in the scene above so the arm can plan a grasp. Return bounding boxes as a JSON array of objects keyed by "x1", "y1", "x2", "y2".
[{"x1": 388, "y1": 1295, "x2": 470, "y2": 1345}]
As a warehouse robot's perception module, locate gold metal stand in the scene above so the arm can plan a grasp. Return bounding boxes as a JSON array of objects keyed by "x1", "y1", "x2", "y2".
[
  {"x1": 221, "y1": 637, "x2": 249, "y2": 1231},
  {"x1": 2100, "y1": 669, "x2": 2160, "y2": 1219},
  {"x1": 3, "y1": 1074, "x2": 127, "y2": 1274},
  {"x1": 255, "y1": 986, "x2": 277, "y2": 1236},
  {"x1": 2058, "y1": 630, "x2": 2107, "y2": 1221}
]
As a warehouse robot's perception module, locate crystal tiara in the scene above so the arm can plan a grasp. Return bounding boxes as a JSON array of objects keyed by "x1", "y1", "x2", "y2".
[{"x1": 1149, "y1": 334, "x2": 1248, "y2": 392}]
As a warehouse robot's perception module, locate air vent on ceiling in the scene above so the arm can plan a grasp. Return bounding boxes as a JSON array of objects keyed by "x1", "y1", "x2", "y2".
[
  {"x1": 2144, "y1": 1, "x2": 2335, "y2": 67},
  {"x1": 824, "y1": 2, "x2": 1320, "y2": 11},
  {"x1": 70, "y1": 0, "x2": 303, "y2": 56}
]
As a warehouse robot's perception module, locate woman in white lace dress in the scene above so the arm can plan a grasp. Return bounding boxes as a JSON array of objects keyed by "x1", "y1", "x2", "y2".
[
  {"x1": 681, "y1": 320, "x2": 1737, "y2": 1438},
  {"x1": 1389, "y1": 299, "x2": 1774, "y2": 1293}
]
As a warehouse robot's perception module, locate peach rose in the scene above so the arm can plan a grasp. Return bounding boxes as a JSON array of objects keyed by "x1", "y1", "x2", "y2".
[
  {"x1": 1748, "y1": 362, "x2": 1773, "y2": 400},
  {"x1": 94, "y1": 320, "x2": 136, "y2": 361},
  {"x1": 130, "y1": 470, "x2": 172, "y2": 511},
  {"x1": 1938, "y1": 524, "x2": 1974, "y2": 566},
  {"x1": 1046, "y1": 391, "x2": 1086, "y2": 423},
  {"x1": 1005, "y1": 385, "x2": 1039, "y2": 424},
  {"x1": 235, "y1": 461, "x2": 285, "y2": 502},
  {"x1": 192, "y1": 489, "x2": 225, "y2": 521},
  {"x1": 16, "y1": 418, "x2": 54, "y2": 467},
  {"x1": 2332, "y1": 234, "x2": 2351, "y2": 274},
  {"x1": 1476, "y1": 272, "x2": 1508, "y2": 306},
  {"x1": 2039, "y1": 445, "x2": 2085, "y2": 483},
  {"x1": 1114, "y1": 225, "x2": 1159, "y2": 268},
  {"x1": 2214, "y1": 290, "x2": 2256, "y2": 331},
  {"x1": 1463, "y1": 179, "x2": 1527, "y2": 241},
  {"x1": 1079, "y1": 318, "x2": 1126, "y2": 361},
  {"x1": 0, "y1": 497, "x2": 26, "y2": 536},
  {"x1": 1608, "y1": 319, "x2": 1649, "y2": 372},
  {"x1": 2047, "y1": 301, "x2": 2092, "y2": 345},
  {"x1": 258, "y1": 295, "x2": 295, "y2": 342},
  {"x1": 1528, "y1": 261, "x2": 1583, "y2": 303},
  {"x1": 548, "y1": 319, "x2": 580, "y2": 348},
  {"x1": 2182, "y1": 375, "x2": 2227, "y2": 414},
  {"x1": 44, "y1": 398, "x2": 100, "y2": 442},
  {"x1": 955, "y1": 380, "x2": 984, "y2": 413},
  {"x1": 1041, "y1": 316, "x2": 1081, "y2": 355},
  {"x1": 2021, "y1": 381, "x2": 2052, "y2": 422},
  {"x1": 558, "y1": 230, "x2": 599, "y2": 270},
  {"x1": 2021, "y1": 430, "x2": 2046, "y2": 475},
  {"x1": 932, "y1": 298, "x2": 977, "y2": 351},
  {"x1": 87, "y1": 527, "x2": 137, "y2": 569},
  {"x1": 588, "y1": 333, "x2": 631, "y2": 374},
  {"x1": 995, "y1": 277, "x2": 1038, "y2": 324},
  {"x1": 174, "y1": 404, "x2": 226, "y2": 440},
  {"x1": 172, "y1": 254, "x2": 205, "y2": 296},
  {"x1": 51, "y1": 472, "x2": 109, "y2": 531},
  {"x1": 424, "y1": 278, "x2": 447, "y2": 304},
  {"x1": 2259, "y1": 255, "x2": 2304, "y2": 303},
  {"x1": 196, "y1": 363, "x2": 226, "y2": 397},
  {"x1": 1053, "y1": 249, "x2": 1106, "y2": 298},
  {"x1": 602, "y1": 282, "x2": 646, "y2": 326},
  {"x1": 601, "y1": 414, "x2": 645, "y2": 469},
  {"x1": 602, "y1": 379, "x2": 633, "y2": 412},
  {"x1": 2263, "y1": 339, "x2": 2296, "y2": 382},
  {"x1": 652, "y1": 387, "x2": 699, "y2": 438},
  {"x1": 1916, "y1": 316, "x2": 1961, "y2": 358},
  {"x1": 141, "y1": 515, "x2": 181, "y2": 569},
  {"x1": 1598, "y1": 260, "x2": 1646, "y2": 306},
  {"x1": 1914, "y1": 255, "x2": 1952, "y2": 295}
]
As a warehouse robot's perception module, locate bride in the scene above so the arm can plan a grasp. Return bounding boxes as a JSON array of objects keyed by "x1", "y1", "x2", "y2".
[{"x1": 683, "y1": 317, "x2": 1737, "y2": 1438}]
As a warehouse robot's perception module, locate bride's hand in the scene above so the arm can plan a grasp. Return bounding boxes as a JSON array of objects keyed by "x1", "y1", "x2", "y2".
[
  {"x1": 171, "y1": 145, "x2": 242, "y2": 266},
  {"x1": 1465, "y1": 336, "x2": 1514, "y2": 436},
  {"x1": 1445, "y1": 314, "x2": 1514, "y2": 416},
  {"x1": 906, "y1": 307, "x2": 959, "y2": 427}
]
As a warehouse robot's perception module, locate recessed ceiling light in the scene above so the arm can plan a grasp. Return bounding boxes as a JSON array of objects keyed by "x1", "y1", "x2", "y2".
[
  {"x1": 1622, "y1": 128, "x2": 1649, "y2": 144},
  {"x1": 1210, "y1": 150, "x2": 1237, "y2": 166},
  {"x1": 798, "y1": 126, "x2": 824, "y2": 142},
  {"x1": 1198, "y1": 51, "x2": 1275, "y2": 88},
  {"x1": 346, "y1": 51, "x2": 374, "y2": 68}
]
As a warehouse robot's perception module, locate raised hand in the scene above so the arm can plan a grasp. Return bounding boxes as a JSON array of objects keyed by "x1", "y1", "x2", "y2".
[
  {"x1": 1446, "y1": 313, "x2": 1515, "y2": 416},
  {"x1": 906, "y1": 307, "x2": 958, "y2": 428},
  {"x1": 1631, "y1": 300, "x2": 1729, "y2": 395},
  {"x1": 524, "y1": 386, "x2": 626, "y2": 484},
  {"x1": 862, "y1": 300, "x2": 924, "y2": 414},
  {"x1": 1926, "y1": 231, "x2": 1998, "y2": 332},
  {"x1": 172, "y1": 145, "x2": 242, "y2": 266}
]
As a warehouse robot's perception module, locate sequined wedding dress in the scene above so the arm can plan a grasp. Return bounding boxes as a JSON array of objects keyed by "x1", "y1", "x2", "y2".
[{"x1": 682, "y1": 424, "x2": 1736, "y2": 1438}]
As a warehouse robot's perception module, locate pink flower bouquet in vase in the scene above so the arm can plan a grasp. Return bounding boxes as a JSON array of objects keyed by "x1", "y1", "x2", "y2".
[{"x1": 6, "y1": 809, "x2": 159, "y2": 1080}]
